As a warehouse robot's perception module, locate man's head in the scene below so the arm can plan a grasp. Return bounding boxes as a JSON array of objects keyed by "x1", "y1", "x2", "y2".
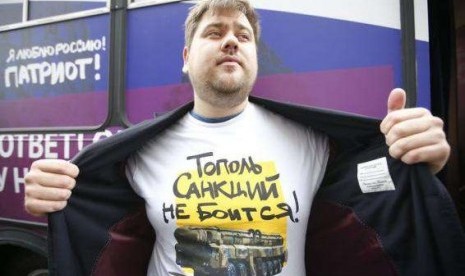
[
  {"x1": 182, "y1": 0, "x2": 260, "y2": 115},
  {"x1": 184, "y1": 0, "x2": 260, "y2": 49}
]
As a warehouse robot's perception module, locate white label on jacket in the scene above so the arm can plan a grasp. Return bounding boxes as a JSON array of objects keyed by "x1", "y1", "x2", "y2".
[{"x1": 357, "y1": 157, "x2": 395, "y2": 193}]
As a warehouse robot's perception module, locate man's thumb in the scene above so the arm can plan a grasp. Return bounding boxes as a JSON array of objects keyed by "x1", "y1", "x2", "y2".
[{"x1": 387, "y1": 88, "x2": 407, "y2": 113}]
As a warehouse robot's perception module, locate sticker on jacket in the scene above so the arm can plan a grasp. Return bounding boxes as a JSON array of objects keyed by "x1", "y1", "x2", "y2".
[{"x1": 357, "y1": 157, "x2": 395, "y2": 193}]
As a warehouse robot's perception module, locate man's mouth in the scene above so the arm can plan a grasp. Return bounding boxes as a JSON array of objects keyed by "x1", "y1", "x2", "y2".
[{"x1": 217, "y1": 57, "x2": 241, "y2": 66}]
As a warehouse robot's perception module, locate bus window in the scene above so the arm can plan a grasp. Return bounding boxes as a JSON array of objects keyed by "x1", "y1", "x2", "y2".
[
  {"x1": 29, "y1": 0, "x2": 107, "y2": 20},
  {"x1": 0, "y1": 1, "x2": 23, "y2": 26}
]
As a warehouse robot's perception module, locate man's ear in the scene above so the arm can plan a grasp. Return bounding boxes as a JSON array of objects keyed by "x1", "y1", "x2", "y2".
[{"x1": 182, "y1": 46, "x2": 189, "y2": 74}]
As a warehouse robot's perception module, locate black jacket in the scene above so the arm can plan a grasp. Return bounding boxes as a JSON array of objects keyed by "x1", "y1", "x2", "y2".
[{"x1": 48, "y1": 96, "x2": 465, "y2": 275}]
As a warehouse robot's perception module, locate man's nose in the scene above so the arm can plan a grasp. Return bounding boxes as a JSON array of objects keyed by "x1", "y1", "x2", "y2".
[{"x1": 221, "y1": 34, "x2": 239, "y2": 53}]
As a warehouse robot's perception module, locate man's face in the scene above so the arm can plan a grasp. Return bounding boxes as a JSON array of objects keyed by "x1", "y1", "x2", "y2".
[{"x1": 183, "y1": 8, "x2": 258, "y2": 109}]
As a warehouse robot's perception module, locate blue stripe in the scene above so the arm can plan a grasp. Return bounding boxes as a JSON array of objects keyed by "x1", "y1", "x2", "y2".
[
  {"x1": 126, "y1": 4, "x2": 404, "y2": 89},
  {"x1": 416, "y1": 41, "x2": 431, "y2": 109}
]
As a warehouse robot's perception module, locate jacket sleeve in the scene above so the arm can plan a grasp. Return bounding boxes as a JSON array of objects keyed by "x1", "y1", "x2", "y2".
[
  {"x1": 306, "y1": 143, "x2": 465, "y2": 276},
  {"x1": 47, "y1": 160, "x2": 155, "y2": 276}
]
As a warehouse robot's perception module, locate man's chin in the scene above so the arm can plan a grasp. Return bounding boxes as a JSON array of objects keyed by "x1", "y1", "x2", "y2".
[
  {"x1": 214, "y1": 86, "x2": 242, "y2": 95},
  {"x1": 211, "y1": 78, "x2": 244, "y2": 94}
]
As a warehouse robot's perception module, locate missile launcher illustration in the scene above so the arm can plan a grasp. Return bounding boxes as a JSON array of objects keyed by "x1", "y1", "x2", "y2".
[{"x1": 174, "y1": 227, "x2": 287, "y2": 276}]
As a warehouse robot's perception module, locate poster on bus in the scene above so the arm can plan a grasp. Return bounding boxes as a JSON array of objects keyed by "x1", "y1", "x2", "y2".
[{"x1": 0, "y1": 14, "x2": 110, "y2": 129}]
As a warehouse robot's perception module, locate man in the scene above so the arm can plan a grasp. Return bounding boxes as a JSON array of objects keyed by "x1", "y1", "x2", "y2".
[{"x1": 25, "y1": 0, "x2": 462, "y2": 275}]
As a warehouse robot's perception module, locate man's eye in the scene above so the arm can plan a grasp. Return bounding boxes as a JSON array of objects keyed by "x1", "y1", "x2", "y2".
[
  {"x1": 238, "y1": 34, "x2": 250, "y2": 42},
  {"x1": 208, "y1": 31, "x2": 221, "y2": 38}
]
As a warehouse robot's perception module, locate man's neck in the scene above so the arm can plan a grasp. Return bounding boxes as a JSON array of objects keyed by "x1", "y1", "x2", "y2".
[{"x1": 193, "y1": 95, "x2": 248, "y2": 118}]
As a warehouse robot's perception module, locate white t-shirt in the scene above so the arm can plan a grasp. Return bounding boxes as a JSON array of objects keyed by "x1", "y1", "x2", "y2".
[{"x1": 126, "y1": 102, "x2": 329, "y2": 276}]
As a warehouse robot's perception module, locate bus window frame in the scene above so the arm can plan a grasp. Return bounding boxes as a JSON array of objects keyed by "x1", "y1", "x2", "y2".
[
  {"x1": 0, "y1": 4, "x2": 112, "y2": 133},
  {"x1": 0, "y1": 1, "x2": 110, "y2": 32}
]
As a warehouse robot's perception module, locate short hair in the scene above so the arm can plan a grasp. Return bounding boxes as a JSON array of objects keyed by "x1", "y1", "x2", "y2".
[{"x1": 184, "y1": 0, "x2": 260, "y2": 48}]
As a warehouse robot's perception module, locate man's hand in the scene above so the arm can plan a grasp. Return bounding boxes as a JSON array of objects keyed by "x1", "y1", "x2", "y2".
[
  {"x1": 24, "y1": 159, "x2": 79, "y2": 216},
  {"x1": 380, "y1": 88, "x2": 450, "y2": 174}
]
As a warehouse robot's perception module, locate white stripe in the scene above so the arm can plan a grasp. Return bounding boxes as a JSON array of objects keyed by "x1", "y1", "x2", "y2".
[
  {"x1": 414, "y1": 0, "x2": 429, "y2": 41},
  {"x1": 250, "y1": 0, "x2": 401, "y2": 29},
  {"x1": 186, "y1": 0, "x2": 429, "y2": 42},
  {"x1": 129, "y1": 0, "x2": 182, "y2": 9}
]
